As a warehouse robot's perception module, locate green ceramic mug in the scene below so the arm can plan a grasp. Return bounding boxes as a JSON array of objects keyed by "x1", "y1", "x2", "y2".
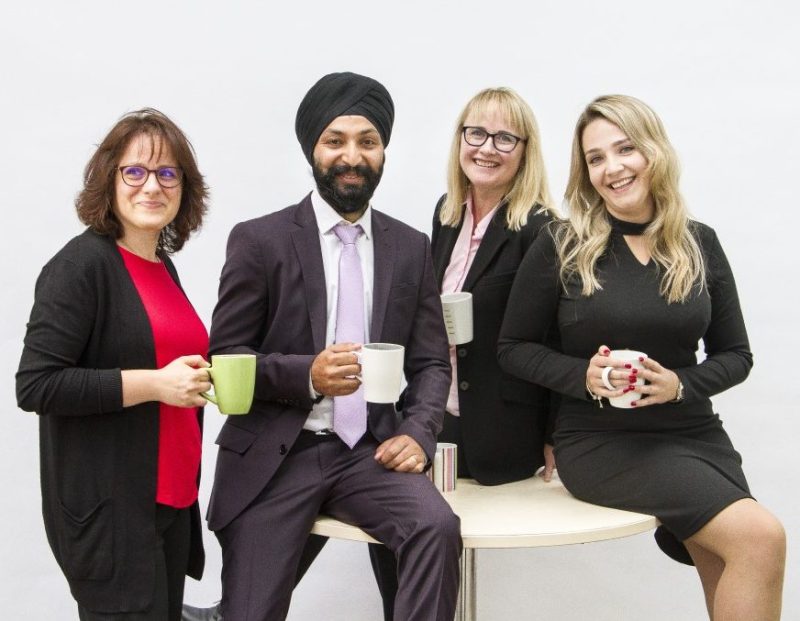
[{"x1": 202, "y1": 354, "x2": 256, "y2": 415}]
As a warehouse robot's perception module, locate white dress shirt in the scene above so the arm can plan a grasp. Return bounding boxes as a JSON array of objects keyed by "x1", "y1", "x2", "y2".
[{"x1": 303, "y1": 190, "x2": 374, "y2": 432}]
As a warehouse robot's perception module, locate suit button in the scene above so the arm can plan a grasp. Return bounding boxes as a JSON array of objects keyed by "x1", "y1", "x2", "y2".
[
  {"x1": 279, "y1": 444, "x2": 287, "y2": 455},
  {"x1": 459, "y1": 381, "x2": 469, "y2": 391},
  {"x1": 457, "y1": 348, "x2": 467, "y2": 358}
]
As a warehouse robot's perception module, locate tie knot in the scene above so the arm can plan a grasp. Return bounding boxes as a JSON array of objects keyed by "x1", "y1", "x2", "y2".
[{"x1": 333, "y1": 223, "x2": 363, "y2": 245}]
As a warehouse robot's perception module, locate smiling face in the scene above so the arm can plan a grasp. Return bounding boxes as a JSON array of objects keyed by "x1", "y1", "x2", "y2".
[
  {"x1": 312, "y1": 115, "x2": 385, "y2": 220},
  {"x1": 459, "y1": 105, "x2": 524, "y2": 199},
  {"x1": 581, "y1": 117, "x2": 654, "y2": 223},
  {"x1": 114, "y1": 133, "x2": 182, "y2": 241}
]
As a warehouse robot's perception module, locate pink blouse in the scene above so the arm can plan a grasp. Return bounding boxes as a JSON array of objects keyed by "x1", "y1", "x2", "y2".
[{"x1": 440, "y1": 194, "x2": 500, "y2": 415}]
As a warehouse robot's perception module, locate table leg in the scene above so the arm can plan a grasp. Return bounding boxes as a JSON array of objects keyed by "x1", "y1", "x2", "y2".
[{"x1": 456, "y1": 548, "x2": 476, "y2": 621}]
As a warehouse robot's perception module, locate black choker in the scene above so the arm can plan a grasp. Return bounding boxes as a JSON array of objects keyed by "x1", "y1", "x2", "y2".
[{"x1": 607, "y1": 212, "x2": 651, "y2": 236}]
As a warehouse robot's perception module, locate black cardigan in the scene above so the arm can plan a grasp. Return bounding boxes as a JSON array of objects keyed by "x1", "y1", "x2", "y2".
[{"x1": 16, "y1": 229, "x2": 204, "y2": 613}]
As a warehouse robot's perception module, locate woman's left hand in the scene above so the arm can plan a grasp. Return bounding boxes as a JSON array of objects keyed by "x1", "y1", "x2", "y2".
[
  {"x1": 631, "y1": 357, "x2": 681, "y2": 407},
  {"x1": 540, "y1": 444, "x2": 556, "y2": 482}
]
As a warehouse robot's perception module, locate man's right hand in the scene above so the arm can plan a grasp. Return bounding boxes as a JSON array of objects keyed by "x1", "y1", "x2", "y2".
[{"x1": 310, "y1": 343, "x2": 362, "y2": 397}]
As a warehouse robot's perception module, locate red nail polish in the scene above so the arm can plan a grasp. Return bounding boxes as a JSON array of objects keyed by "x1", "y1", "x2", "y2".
[
  {"x1": 602, "y1": 348, "x2": 610, "y2": 355},
  {"x1": 638, "y1": 356, "x2": 644, "y2": 362},
  {"x1": 632, "y1": 368, "x2": 638, "y2": 373},
  {"x1": 628, "y1": 384, "x2": 635, "y2": 390},
  {"x1": 629, "y1": 375, "x2": 636, "y2": 382},
  {"x1": 630, "y1": 401, "x2": 637, "y2": 407},
  {"x1": 624, "y1": 363, "x2": 632, "y2": 369}
]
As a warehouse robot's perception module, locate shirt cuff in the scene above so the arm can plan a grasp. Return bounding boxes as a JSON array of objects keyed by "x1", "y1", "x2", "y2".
[{"x1": 309, "y1": 372, "x2": 324, "y2": 403}]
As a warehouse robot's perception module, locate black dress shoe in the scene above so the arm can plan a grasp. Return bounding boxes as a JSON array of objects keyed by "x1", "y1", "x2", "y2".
[{"x1": 181, "y1": 602, "x2": 223, "y2": 621}]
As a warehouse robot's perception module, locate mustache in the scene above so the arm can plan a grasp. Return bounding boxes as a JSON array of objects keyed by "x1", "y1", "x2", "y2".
[
  {"x1": 327, "y1": 164, "x2": 373, "y2": 178},
  {"x1": 313, "y1": 158, "x2": 384, "y2": 216}
]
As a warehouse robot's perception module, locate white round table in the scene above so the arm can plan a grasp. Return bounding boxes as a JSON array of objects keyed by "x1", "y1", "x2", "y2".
[{"x1": 311, "y1": 476, "x2": 658, "y2": 620}]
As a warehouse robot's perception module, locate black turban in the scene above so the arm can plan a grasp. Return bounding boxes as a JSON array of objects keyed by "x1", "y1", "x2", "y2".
[{"x1": 295, "y1": 71, "x2": 394, "y2": 165}]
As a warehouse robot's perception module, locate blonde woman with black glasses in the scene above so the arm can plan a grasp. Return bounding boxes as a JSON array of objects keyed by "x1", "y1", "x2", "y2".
[
  {"x1": 499, "y1": 94, "x2": 785, "y2": 620},
  {"x1": 433, "y1": 87, "x2": 558, "y2": 485},
  {"x1": 369, "y1": 87, "x2": 559, "y2": 621}
]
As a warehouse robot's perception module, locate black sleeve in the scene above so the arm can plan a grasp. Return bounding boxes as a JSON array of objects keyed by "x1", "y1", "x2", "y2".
[
  {"x1": 498, "y1": 230, "x2": 590, "y2": 401},
  {"x1": 674, "y1": 226, "x2": 753, "y2": 401},
  {"x1": 16, "y1": 255, "x2": 123, "y2": 416}
]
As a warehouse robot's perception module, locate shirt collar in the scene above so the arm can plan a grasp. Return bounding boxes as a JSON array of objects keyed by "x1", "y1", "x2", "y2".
[
  {"x1": 465, "y1": 190, "x2": 500, "y2": 241},
  {"x1": 311, "y1": 190, "x2": 373, "y2": 239}
]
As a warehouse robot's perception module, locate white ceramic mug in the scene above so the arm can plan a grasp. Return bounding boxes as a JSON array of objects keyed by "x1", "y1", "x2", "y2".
[
  {"x1": 441, "y1": 292, "x2": 473, "y2": 345},
  {"x1": 606, "y1": 349, "x2": 648, "y2": 408},
  {"x1": 358, "y1": 343, "x2": 405, "y2": 403}
]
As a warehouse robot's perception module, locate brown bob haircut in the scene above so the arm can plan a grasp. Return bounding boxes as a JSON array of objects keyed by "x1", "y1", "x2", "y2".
[{"x1": 75, "y1": 108, "x2": 208, "y2": 254}]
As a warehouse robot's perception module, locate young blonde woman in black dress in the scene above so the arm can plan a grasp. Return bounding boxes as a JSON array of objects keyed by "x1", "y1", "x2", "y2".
[{"x1": 499, "y1": 94, "x2": 785, "y2": 620}]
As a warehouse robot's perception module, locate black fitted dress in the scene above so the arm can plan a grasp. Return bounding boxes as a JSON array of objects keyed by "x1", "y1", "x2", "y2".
[{"x1": 498, "y1": 214, "x2": 753, "y2": 563}]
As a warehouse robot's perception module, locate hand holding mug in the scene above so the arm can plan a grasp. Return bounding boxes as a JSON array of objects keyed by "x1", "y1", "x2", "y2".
[
  {"x1": 628, "y1": 357, "x2": 681, "y2": 407},
  {"x1": 311, "y1": 343, "x2": 362, "y2": 397},
  {"x1": 586, "y1": 346, "x2": 627, "y2": 396},
  {"x1": 157, "y1": 355, "x2": 212, "y2": 408},
  {"x1": 587, "y1": 346, "x2": 679, "y2": 408},
  {"x1": 586, "y1": 346, "x2": 646, "y2": 408}
]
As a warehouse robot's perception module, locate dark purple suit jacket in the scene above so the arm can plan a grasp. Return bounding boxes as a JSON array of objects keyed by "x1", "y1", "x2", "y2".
[{"x1": 206, "y1": 195, "x2": 451, "y2": 531}]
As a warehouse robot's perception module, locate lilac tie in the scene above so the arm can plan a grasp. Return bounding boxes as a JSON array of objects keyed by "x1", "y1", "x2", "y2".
[{"x1": 333, "y1": 223, "x2": 367, "y2": 448}]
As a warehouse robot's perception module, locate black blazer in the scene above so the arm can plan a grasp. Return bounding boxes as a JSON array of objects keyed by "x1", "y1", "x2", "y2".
[
  {"x1": 206, "y1": 196, "x2": 451, "y2": 532},
  {"x1": 16, "y1": 229, "x2": 204, "y2": 613},
  {"x1": 431, "y1": 196, "x2": 553, "y2": 485}
]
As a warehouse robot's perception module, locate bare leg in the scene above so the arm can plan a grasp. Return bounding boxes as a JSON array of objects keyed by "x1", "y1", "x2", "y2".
[
  {"x1": 685, "y1": 540, "x2": 725, "y2": 619},
  {"x1": 686, "y1": 499, "x2": 785, "y2": 621}
]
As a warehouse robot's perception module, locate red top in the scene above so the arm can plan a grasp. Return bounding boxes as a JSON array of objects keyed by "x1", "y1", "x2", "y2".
[{"x1": 119, "y1": 246, "x2": 208, "y2": 508}]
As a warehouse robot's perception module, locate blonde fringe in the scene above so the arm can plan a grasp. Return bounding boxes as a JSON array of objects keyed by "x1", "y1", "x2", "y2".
[{"x1": 440, "y1": 87, "x2": 556, "y2": 231}]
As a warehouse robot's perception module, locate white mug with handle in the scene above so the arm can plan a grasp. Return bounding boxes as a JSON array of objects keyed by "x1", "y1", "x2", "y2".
[{"x1": 357, "y1": 343, "x2": 405, "y2": 403}]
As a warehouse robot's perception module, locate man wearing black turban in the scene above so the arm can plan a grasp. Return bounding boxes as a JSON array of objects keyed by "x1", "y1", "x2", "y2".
[
  {"x1": 295, "y1": 71, "x2": 394, "y2": 166},
  {"x1": 198, "y1": 72, "x2": 461, "y2": 621}
]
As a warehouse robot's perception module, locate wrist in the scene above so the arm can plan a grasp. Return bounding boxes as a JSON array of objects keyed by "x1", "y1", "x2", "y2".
[
  {"x1": 671, "y1": 379, "x2": 685, "y2": 403},
  {"x1": 586, "y1": 379, "x2": 603, "y2": 407},
  {"x1": 121, "y1": 369, "x2": 161, "y2": 407}
]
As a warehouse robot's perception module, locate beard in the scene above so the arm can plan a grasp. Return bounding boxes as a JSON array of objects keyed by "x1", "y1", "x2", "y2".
[{"x1": 313, "y1": 160, "x2": 384, "y2": 216}]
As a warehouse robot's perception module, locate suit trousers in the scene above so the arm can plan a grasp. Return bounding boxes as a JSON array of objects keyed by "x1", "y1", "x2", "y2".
[
  {"x1": 366, "y1": 410, "x2": 471, "y2": 620},
  {"x1": 78, "y1": 504, "x2": 191, "y2": 621},
  {"x1": 215, "y1": 431, "x2": 462, "y2": 621}
]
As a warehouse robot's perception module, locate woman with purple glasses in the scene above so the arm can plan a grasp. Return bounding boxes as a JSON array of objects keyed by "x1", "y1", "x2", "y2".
[{"x1": 17, "y1": 109, "x2": 211, "y2": 620}]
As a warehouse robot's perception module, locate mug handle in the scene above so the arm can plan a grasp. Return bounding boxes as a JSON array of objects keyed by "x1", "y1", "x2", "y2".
[{"x1": 200, "y1": 367, "x2": 217, "y2": 404}]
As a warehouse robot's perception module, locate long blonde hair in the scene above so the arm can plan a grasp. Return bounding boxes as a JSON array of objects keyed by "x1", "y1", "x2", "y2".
[
  {"x1": 558, "y1": 94, "x2": 704, "y2": 303},
  {"x1": 440, "y1": 87, "x2": 556, "y2": 231}
]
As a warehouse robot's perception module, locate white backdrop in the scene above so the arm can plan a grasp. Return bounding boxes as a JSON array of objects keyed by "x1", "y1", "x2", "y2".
[{"x1": 1, "y1": 1, "x2": 797, "y2": 619}]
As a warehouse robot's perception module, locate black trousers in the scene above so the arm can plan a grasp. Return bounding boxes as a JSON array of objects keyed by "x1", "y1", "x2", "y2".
[{"x1": 78, "y1": 504, "x2": 191, "y2": 621}]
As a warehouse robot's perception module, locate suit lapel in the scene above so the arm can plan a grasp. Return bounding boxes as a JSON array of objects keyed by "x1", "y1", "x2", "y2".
[
  {"x1": 462, "y1": 205, "x2": 511, "y2": 291},
  {"x1": 370, "y1": 210, "x2": 395, "y2": 343},
  {"x1": 291, "y1": 196, "x2": 327, "y2": 352}
]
